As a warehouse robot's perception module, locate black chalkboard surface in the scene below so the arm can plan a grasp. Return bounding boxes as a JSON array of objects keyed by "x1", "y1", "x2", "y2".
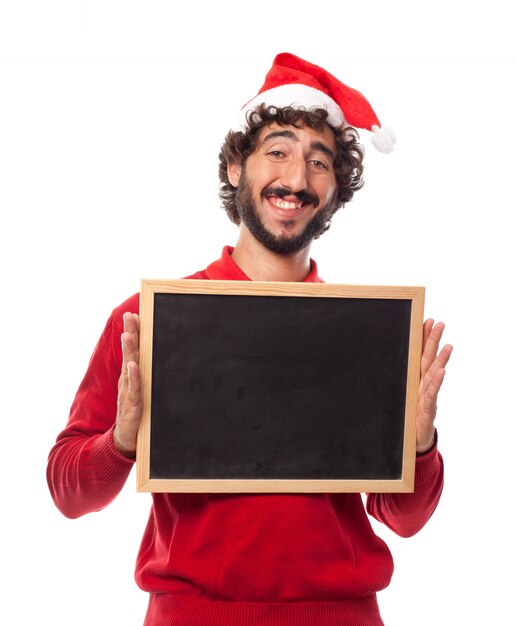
[{"x1": 137, "y1": 279, "x2": 424, "y2": 493}]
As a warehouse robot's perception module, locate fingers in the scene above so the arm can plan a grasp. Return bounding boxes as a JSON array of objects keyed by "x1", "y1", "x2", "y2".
[
  {"x1": 422, "y1": 318, "x2": 434, "y2": 354},
  {"x1": 115, "y1": 359, "x2": 142, "y2": 453},
  {"x1": 416, "y1": 365, "x2": 447, "y2": 453},
  {"x1": 420, "y1": 319, "x2": 444, "y2": 377},
  {"x1": 121, "y1": 312, "x2": 140, "y2": 370},
  {"x1": 114, "y1": 313, "x2": 142, "y2": 457},
  {"x1": 416, "y1": 319, "x2": 452, "y2": 452},
  {"x1": 126, "y1": 360, "x2": 141, "y2": 399},
  {"x1": 123, "y1": 311, "x2": 140, "y2": 334},
  {"x1": 119, "y1": 311, "x2": 141, "y2": 393},
  {"x1": 422, "y1": 367, "x2": 446, "y2": 414},
  {"x1": 421, "y1": 341, "x2": 453, "y2": 396}
]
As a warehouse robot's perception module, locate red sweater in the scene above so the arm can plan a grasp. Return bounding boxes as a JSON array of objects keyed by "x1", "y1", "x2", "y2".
[{"x1": 47, "y1": 246, "x2": 444, "y2": 626}]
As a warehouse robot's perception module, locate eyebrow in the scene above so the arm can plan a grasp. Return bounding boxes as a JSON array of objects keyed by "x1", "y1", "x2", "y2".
[{"x1": 262, "y1": 129, "x2": 335, "y2": 161}]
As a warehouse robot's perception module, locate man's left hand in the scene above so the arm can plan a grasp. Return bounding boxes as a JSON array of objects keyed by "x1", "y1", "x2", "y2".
[{"x1": 416, "y1": 319, "x2": 453, "y2": 454}]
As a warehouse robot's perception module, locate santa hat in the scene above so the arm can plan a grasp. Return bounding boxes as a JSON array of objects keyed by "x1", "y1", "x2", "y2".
[{"x1": 233, "y1": 52, "x2": 395, "y2": 154}]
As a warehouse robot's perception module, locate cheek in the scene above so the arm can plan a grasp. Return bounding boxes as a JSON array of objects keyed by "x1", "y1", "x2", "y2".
[
  {"x1": 317, "y1": 179, "x2": 337, "y2": 205},
  {"x1": 251, "y1": 172, "x2": 278, "y2": 198},
  {"x1": 247, "y1": 159, "x2": 281, "y2": 186}
]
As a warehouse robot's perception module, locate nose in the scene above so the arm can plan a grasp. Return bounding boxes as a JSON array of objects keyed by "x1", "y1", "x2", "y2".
[{"x1": 279, "y1": 156, "x2": 308, "y2": 193}]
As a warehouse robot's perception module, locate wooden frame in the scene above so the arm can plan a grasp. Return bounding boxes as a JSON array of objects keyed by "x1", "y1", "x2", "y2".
[{"x1": 137, "y1": 279, "x2": 424, "y2": 493}]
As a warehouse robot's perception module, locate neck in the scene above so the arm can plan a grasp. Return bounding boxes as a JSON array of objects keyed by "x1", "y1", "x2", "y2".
[{"x1": 232, "y1": 227, "x2": 313, "y2": 282}]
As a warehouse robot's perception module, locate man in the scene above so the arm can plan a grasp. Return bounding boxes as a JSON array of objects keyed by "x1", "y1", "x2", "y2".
[{"x1": 47, "y1": 53, "x2": 452, "y2": 626}]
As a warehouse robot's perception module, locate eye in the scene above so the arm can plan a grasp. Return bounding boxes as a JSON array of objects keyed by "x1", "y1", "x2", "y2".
[
  {"x1": 267, "y1": 150, "x2": 285, "y2": 158},
  {"x1": 309, "y1": 159, "x2": 329, "y2": 170}
]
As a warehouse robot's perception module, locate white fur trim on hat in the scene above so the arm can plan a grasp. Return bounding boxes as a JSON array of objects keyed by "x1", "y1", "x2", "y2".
[
  {"x1": 371, "y1": 125, "x2": 396, "y2": 154},
  {"x1": 232, "y1": 83, "x2": 345, "y2": 132}
]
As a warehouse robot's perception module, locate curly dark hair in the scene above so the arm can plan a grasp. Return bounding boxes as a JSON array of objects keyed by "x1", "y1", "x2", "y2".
[{"x1": 218, "y1": 104, "x2": 365, "y2": 227}]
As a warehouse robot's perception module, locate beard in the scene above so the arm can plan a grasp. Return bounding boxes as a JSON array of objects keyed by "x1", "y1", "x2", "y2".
[{"x1": 235, "y1": 170, "x2": 337, "y2": 255}]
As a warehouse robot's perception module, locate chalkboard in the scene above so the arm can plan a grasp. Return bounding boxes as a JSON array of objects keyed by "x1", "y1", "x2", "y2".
[{"x1": 137, "y1": 279, "x2": 424, "y2": 493}]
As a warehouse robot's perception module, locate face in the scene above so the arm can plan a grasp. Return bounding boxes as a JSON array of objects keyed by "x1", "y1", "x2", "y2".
[{"x1": 229, "y1": 123, "x2": 338, "y2": 255}]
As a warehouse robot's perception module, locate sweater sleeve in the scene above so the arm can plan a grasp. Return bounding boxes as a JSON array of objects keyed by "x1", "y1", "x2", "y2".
[
  {"x1": 47, "y1": 296, "x2": 138, "y2": 519},
  {"x1": 365, "y1": 441, "x2": 444, "y2": 538}
]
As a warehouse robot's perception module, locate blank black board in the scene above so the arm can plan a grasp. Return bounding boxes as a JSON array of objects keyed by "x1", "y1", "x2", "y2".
[{"x1": 137, "y1": 280, "x2": 424, "y2": 493}]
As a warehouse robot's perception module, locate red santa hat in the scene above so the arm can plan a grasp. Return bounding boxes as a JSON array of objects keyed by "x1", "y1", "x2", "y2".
[{"x1": 233, "y1": 52, "x2": 395, "y2": 153}]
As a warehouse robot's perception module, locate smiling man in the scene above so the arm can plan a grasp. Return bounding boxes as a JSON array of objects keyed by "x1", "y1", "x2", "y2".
[{"x1": 48, "y1": 53, "x2": 452, "y2": 626}]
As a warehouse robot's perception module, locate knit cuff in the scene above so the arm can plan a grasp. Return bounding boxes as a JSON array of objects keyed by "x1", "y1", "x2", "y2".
[
  {"x1": 88, "y1": 425, "x2": 135, "y2": 484},
  {"x1": 414, "y1": 431, "x2": 442, "y2": 487}
]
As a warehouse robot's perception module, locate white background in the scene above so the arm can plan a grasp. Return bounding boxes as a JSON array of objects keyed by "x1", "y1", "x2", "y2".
[{"x1": 1, "y1": 1, "x2": 515, "y2": 624}]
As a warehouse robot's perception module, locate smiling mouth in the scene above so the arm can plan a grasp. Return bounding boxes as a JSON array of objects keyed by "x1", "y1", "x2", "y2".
[
  {"x1": 267, "y1": 195, "x2": 305, "y2": 211},
  {"x1": 263, "y1": 187, "x2": 319, "y2": 213}
]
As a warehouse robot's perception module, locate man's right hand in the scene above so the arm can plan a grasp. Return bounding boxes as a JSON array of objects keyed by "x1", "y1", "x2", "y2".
[{"x1": 113, "y1": 312, "x2": 142, "y2": 458}]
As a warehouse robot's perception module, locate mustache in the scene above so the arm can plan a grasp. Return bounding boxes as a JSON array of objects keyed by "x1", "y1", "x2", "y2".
[{"x1": 262, "y1": 186, "x2": 319, "y2": 208}]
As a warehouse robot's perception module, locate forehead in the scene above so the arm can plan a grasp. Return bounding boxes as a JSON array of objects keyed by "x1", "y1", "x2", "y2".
[{"x1": 256, "y1": 122, "x2": 337, "y2": 156}]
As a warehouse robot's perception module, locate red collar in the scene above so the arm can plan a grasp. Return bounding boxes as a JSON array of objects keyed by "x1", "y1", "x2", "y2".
[{"x1": 205, "y1": 246, "x2": 323, "y2": 282}]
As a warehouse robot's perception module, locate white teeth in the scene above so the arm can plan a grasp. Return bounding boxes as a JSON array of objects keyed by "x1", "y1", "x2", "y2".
[{"x1": 271, "y1": 198, "x2": 300, "y2": 210}]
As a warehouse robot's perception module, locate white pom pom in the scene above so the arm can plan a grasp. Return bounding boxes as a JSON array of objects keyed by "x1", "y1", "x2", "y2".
[{"x1": 371, "y1": 125, "x2": 396, "y2": 154}]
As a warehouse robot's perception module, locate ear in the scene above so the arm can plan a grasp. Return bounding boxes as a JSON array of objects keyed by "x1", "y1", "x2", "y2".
[{"x1": 227, "y1": 161, "x2": 242, "y2": 188}]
